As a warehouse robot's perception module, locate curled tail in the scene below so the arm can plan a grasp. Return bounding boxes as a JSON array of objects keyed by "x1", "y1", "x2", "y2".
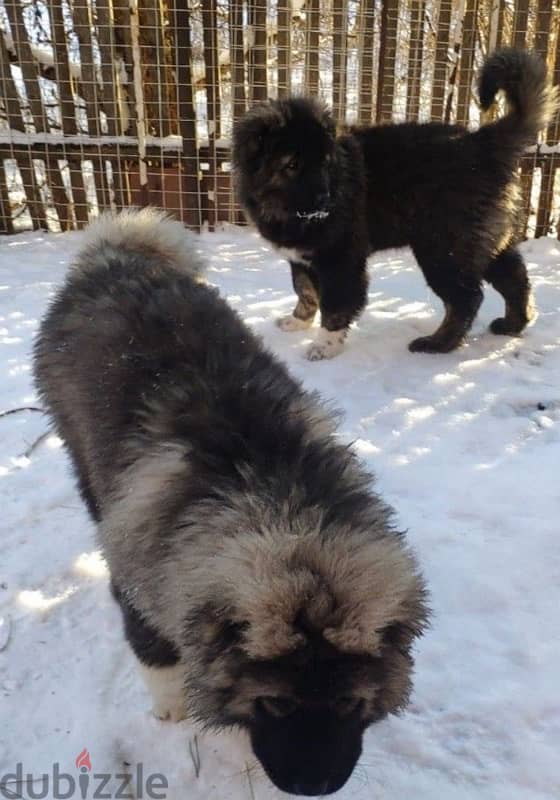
[
  {"x1": 78, "y1": 208, "x2": 205, "y2": 279},
  {"x1": 478, "y1": 48, "x2": 559, "y2": 150}
]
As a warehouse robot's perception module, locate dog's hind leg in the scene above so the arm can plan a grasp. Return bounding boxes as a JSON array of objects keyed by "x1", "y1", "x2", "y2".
[
  {"x1": 409, "y1": 252, "x2": 483, "y2": 353},
  {"x1": 277, "y1": 262, "x2": 320, "y2": 331},
  {"x1": 111, "y1": 582, "x2": 186, "y2": 722},
  {"x1": 485, "y1": 247, "x2": 535, "y2": 335}
]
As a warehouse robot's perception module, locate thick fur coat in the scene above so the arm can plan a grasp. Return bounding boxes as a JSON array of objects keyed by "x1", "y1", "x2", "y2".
[
  {"x1": 33, "y1": 209, "x2": 428, "y2": 796},
  {"x1": 232, "y1": 48, "x2": 560, "y2": 359}
]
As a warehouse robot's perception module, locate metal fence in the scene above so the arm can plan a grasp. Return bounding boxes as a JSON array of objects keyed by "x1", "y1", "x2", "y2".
[{"x1": 0, "y1": 0, "x2": 559, "y2": 237}]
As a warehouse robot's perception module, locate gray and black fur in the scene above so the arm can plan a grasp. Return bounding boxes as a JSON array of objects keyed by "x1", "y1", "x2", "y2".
[
  {"x1": 232, "y1": 48, "x2": 559, "y2": 358},
  {"x1": 34, "y1": 209, "x2": 428, "y2": 796}
]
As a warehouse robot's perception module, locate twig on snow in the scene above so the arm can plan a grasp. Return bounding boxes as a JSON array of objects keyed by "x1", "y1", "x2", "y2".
[
  {"x1": 0, "y1": 406, "x2": 43, "y2": 419},
  {"x1": 245, "y1": 762, "x2": 256, "y2": 800},
  {"x1": 0, "y1": 615, "x2": 12, "y2": 652},
  {"x1": 188, "y1": 734, "x2": 201, "y2": 779},
  {"x1": 20, "y1": 430, "x2": 50, "y2": 460}
]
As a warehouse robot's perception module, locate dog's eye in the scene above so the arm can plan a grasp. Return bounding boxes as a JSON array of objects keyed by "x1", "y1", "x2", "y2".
[
  {"x1": 284, "y1": 157, "x2": 299, "y2": 173},
  {"x1": 257, "y1": 696, "x2": 298, "y2": 717},
  {"x1": 336, "y1": 696, "x2": 363, "y2": 716}
]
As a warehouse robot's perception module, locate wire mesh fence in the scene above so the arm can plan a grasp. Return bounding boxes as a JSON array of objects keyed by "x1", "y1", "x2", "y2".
[{"x1": 0, "y1": 0, "x2": 558, "y2": 236}]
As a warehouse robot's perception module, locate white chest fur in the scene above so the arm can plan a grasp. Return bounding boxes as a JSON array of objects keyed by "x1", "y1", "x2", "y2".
[{"x1": 274, "y1": 245, "x2": 313, "y2": 267}]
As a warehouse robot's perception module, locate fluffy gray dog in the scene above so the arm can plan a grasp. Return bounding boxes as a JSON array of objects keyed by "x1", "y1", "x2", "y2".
[{"x1": 34, "y1": 209, "x2": 428, "y2": 796}]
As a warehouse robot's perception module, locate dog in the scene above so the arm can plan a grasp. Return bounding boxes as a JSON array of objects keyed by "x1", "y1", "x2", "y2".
[
  {"x1": 232, "y1": 48, "x2": 559, "y2": 360},
  {"x1": 33, "y1": 209, "x2": 428, "y2": 796}
]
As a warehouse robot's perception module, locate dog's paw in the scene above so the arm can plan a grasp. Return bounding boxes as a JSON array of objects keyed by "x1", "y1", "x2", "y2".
[
  {"x1": 305, "y1": 329, "x2": 346, "y2": 360},
  {"x1": 138, "y1": 661, "x2": 187, "y2": 723},
  {"x1": 490, "y1": 294, "x2": 536, "y2": 336},
  {"x1": 489, "y1": 314, "x2": 535, "y2": 336},
  {"x1": 489, "y1": 317, "x2": 520, "y2": 336},
  {"x1": 276, "y1": 314, "x2": 313, "y2": 332},
  {"x1": 408, "y1": 335, "x2": 458, "y2": 354}
]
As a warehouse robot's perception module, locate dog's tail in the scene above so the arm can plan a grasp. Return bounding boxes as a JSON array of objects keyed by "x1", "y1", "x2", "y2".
[
  {"x1": 77, "y1": 207, "x2": 205, "y2": 279},
  {"x1": 478, "y1": 48, "x2": 559, "y2": 153}
]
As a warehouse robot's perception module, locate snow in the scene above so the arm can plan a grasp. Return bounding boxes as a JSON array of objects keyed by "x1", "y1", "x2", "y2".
[{"x1": 1, "y1": 226, "x2": 559, "y2": 799}]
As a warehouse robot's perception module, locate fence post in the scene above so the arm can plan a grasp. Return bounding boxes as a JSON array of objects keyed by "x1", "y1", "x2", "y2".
[
  {"x1": 377, "y1": 0, "x2": 399, "y2": 123},
  {"x1": 130, "y1": 0, "x2": 149, "y2": 207}
]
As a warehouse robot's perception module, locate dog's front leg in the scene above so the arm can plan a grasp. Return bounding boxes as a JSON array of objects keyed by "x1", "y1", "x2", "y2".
[
  {"x1": 306, "y1": 260, "x2": 368, "y2": 361},
  {"x1": 276, "y1": 261, "x2": 320, "y2": 331}
]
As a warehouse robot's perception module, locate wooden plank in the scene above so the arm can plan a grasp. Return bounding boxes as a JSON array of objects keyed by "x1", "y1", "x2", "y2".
[
  {"x1": 515, "y1": 159, "x2": 534, "y2": 241},
  {"x1": 277, "y1": 1, "x2": 292, "y2": 98},
  {"x1": 0, "y1": 160, "x2": 14, "y2": 233},
  {"x1": 138, "y1": 0, "x2": 171, "y2": 137},
  {"x1": 129, "y1": 0, "x2": 149, "y2": 206},
  {"x1": 547, "y1": 25, "x2": 560, "y2": 147},
  {"x1": 305, "y1": 0, "x2": 320, "y2": 96},
  {"x1": 359, "y1": 1, "x2": 376, "y2": 123},
  {"x1": 0, "y1": 33, "x2": 24, "y2": 131},
  {"x1": 534, "y1": 0, "x2": 553, "y2": 60},
  {"x1": 431, "y1": 0, "x2": 453, "y2": 120},
  {"x1": 202, "y1": 0, "x2": 220, "y2": 229},
  {"x1": 406, "y1": 0, "x2": 426, "y2": 120},
  {"x1": 333, "y1": 0, "x2": 349, "y2": 124},
  {"x1": 88, "y1": 153, "x2": 108, "y2": 212},
  {"x1": 512, "y1": 0, "x2": 530, "y2": 49},
  {"x1": 0, "y1": 141, "x2": 182, "y2": 158},
  {"x1": 73, "y1": 0, "x2": 108, "y2": 218},
  {"x1": 456, "y1": 0, "x2": 480, "y2": 126},
  {"x1": 46, "y1": 157, "x2": 73, "y2": 231},
  {"x1": 249, "y1": 0, "x2": 268, "y2": 103},
  {"x1": 47, "y1": 2, "x2": 77, "y2": 134},
  {"x1": 113, "y1": 0, "x2": 137, "y2": 137},
  {"x1": 228, "y1": 0, "x2": 244, "y2": 222},
  {"x1": 68, "y1": 159, "x2": 89, "y2": 225},
  {"x1": 18, "y1": 155, "x2": 47, "y2": 230},
  {"x1": 106, "y1": 158, "x2": 124, "y2": 210},
  {"x1": 537, "y1": 14, "x2": 560, "y2": 238},
  {"x1": 496, "y1": 0, "x2": 507, "y2": 48},
  {"x1": 170, "y1": 0, "x2": 201, "y2": 229},
  {"x1": 535, "y1": 157, "x2": 556, "y2": 237},
  {"x1": 444, "y1": 42, "x2": 461, "y2": 123},
  {"x1": 512, "y1": 0, "x2": 551, "y2": 240},
  {"x1": 98, "y1": 0, "x2": 130, "y2": 136},
  {"x1": 230, "y1": 0, "x2": 246, "y2": 119},
  {"x1": 4, "y1": 0, "x2": 45, "y2": 132},
  {"x1": 73, "y1": 0, "x2": 101, "y2": 137},
  {"x1": 376, "y1": 0, "x2": 399, "y2": 123}
]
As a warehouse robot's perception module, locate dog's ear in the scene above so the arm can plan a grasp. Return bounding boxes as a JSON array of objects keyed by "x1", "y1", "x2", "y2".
[
  {"x1": 232, "y1": 105, "x2": 280, "y2": 166},
  {"x1": 381, "y1": 621, "x2": 415, "y2": 652}
]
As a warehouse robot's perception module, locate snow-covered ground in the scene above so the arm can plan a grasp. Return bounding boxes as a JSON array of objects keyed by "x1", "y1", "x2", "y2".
[{"x1": 1, "y1": 227, "x2": 559, "y2": 800}]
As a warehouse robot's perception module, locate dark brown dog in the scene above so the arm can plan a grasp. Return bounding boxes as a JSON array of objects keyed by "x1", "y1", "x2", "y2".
[{"x1": 233, "y1": 49, "x2": 559, "y2": 359}]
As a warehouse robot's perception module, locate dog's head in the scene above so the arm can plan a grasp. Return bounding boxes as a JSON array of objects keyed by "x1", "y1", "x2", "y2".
[
  {"x1": 183, "y1": 503, "x2": 429, "y2": 796},
  {"x1": 232, "y1": 97, "x2": 337, "y2": 224},
  {"x1": 244, "y1": 620, "x2": 421, "y2": 796}
]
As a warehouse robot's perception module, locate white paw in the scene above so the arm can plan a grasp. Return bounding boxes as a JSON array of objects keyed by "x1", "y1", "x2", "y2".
[
  {"x1": 276, "y1": 314, "x2": 314, "y2": 332},
  {"x1": 137, "y1": 661, "x2": 187, "y2": 723},
  {"x1": 305, "y1": 328, "x2": 346, "y2": 361}
]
